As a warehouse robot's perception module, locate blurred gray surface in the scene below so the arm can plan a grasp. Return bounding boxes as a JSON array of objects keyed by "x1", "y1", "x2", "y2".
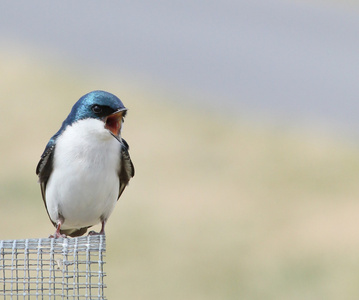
[{"x1": 1, "y1": 0, "x2": 359, "y2": 132}]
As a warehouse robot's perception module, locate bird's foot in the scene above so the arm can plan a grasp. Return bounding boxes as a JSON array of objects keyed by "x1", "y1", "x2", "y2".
[
  {"x1": 49, "y1": 232, "x2": 67, "y2": 239},
  {"x1": 49, "y1": 222, "x2": 67, "y2": 238},
  {"x1": 88, "y1": 230, "x2": 105, "y2": 236},
  {"x1": 88, "y1": 220, "x2": 106, "y2": 236}
]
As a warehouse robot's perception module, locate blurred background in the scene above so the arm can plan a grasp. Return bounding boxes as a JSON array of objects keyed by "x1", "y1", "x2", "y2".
[{"x1": 1, "y1": 1, "x2": 359, "y2": 299}]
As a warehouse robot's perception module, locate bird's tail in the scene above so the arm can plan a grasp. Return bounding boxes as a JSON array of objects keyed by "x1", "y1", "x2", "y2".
[{"x1": 60, "y1": 227, "x2": 90, "y2": 237}]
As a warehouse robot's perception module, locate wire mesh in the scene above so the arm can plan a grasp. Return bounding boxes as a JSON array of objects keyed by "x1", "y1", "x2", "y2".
[{"x1": 0, "y1": 235, "x2": 106, "y2": 300}]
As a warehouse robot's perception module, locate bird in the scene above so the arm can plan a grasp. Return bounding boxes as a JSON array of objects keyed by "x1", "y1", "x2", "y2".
[{"x1": 36, "y1": 90, "x2": 135, "y2": 238}]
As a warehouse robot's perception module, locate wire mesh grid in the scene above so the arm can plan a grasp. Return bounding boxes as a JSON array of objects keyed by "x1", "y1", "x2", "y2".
[{"x1": 0, "y1": 235, "x2": 106, "y2": 300}]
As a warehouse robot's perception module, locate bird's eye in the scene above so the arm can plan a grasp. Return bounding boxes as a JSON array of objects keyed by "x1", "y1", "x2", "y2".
[{"x1": 92, "y1": 105, "x2": 102, "y2": 114}]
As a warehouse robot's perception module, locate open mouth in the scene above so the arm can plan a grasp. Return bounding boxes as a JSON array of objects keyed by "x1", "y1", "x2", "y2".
[{"x1": 105, "y1": 109, "x2": 127, "y2": 136}]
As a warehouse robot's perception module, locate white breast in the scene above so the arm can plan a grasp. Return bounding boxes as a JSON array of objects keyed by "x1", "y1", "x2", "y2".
[{"x1": 45, "y1": 118, "x2": 122, "y2": 230}]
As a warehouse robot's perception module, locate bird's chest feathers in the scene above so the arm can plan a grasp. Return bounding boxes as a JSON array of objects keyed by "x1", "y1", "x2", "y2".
[
  {"x1": 46, "y1": 119, "x2": 121, "y2": 227},
  {"x1": 54, "y1": 119, "x2": 121, "y2": 175}
]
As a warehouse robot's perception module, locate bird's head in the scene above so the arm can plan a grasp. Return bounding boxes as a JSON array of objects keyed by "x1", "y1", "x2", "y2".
[{"x1": 68, "y1": 90, "x2": 127, "y2": 137}]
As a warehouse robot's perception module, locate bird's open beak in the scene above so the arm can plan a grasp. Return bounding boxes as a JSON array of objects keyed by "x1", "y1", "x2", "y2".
[{"x1": 105, "y1": 108, "x2": 127, "y2": 136}]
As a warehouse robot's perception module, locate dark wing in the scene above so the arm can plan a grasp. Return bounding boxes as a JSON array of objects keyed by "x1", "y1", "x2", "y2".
[
  {"x1": 118, "y1": 138, "x2": 135, "y2": 199},
  {"x1": 36, "y1": 144, "x2": 56, "y2": 225}
]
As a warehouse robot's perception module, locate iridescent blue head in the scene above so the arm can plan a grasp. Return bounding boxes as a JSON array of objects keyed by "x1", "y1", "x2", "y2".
[
  {"x1": 68, "y1": 90, "x2": 127, "y2": 124},
  {"x1": 48, "y1": 91, "x2": 127, "y2": 146}
]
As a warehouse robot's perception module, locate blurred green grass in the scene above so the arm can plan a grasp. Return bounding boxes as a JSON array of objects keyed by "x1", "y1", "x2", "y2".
[{"x1": 1, "y1": 49, "x2": 359, "y2": 299}]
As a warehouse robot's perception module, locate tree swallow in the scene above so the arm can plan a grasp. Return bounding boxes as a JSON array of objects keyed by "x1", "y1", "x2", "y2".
[{"x1": 36, "y1": 90, "x2": 135, "y2": 238}]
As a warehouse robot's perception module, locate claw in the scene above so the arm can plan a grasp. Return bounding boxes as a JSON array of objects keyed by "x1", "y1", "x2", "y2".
[
  {"x1": 49, "y1": 233, "x2": 67, "y2": 238},
  {"x1": 88, "y1": 230, "x2": 102, "y2": 236},
  {"x1": 87, "y1": 220, "x2": 106, "y2": 236},
  {"x1": 49, "y1": 221, "x2": 67, "y2": 238}
]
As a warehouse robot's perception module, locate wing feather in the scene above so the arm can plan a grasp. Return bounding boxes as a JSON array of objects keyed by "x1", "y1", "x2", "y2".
[
  {"x1": 118, "y1": 138, "x2": 135, "y2": 199},
  {"x1": 36, "y1": 145, "x2": 56, "y2": 226}
]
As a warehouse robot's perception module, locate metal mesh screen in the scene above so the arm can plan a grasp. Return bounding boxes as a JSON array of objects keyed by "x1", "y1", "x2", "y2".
[{"x1": 0, "y1": 235, "x2": 106, "y2": 300}]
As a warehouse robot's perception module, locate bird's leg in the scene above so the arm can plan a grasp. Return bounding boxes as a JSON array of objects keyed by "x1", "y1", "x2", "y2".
[
  {"x1": 88, "y1": 220, "x2": 106, "y2": 236},
  {"x1": 99, "y1": 220, "x2": 106, "y2": 235},
  {"x1": 49, "y1": 221, "x2": 67, "y2": 238}
]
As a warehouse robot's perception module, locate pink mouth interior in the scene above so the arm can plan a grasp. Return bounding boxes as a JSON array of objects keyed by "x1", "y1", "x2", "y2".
[{"x1": 105, "y1": 115, "x2": 121, "y2": 135}]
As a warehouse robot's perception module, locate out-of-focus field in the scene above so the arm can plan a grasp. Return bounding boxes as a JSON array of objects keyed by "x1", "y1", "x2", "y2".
[{"x1": 1, "y1": 50, "x2": 359, "y2": 299}]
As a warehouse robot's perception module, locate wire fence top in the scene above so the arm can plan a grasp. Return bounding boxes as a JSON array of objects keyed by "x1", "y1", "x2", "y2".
[{"x1": 0, "y1": 235, "x2": 106, "y2": 300}]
